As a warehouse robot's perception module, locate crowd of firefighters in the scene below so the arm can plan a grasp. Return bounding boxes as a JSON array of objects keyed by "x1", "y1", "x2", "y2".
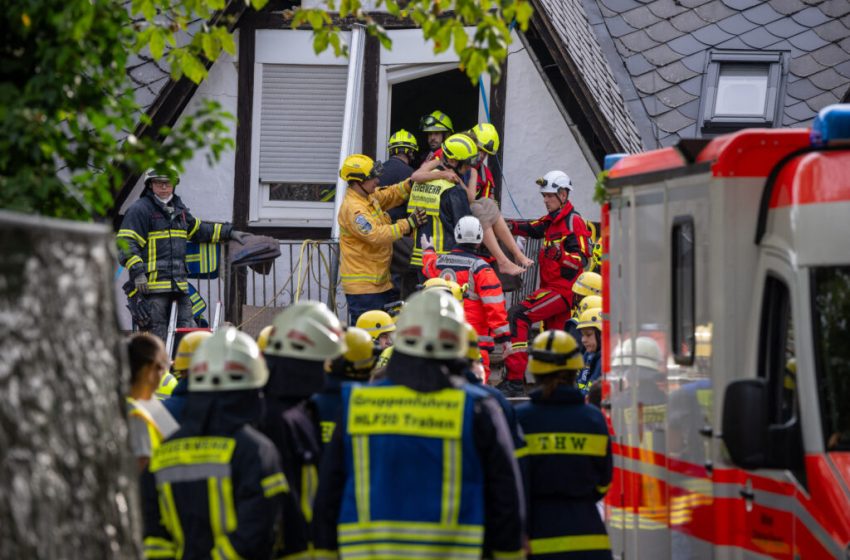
[{"x1": 119, "y1": 109, "x2": 614, "y2": 559}]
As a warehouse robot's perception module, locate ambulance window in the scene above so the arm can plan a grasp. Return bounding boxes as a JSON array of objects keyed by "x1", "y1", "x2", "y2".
[
  {"x1": 811, "y1": 266, "x2": 850, "y2": 451},
  {"x1": 672, "y1": 217, "x2": 695, "y2": 365},
  {"x1": 757, "y1": 276, "x2": 797, "y2": 425}
]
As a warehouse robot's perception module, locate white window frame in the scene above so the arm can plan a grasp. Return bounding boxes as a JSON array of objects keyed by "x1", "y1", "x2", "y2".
[
  {"x1": 376, "y1": 28, "x2": 490, "y2": 161},
  {"x1": 249, "y1": 30, "x2": 356, "y2": 227}
]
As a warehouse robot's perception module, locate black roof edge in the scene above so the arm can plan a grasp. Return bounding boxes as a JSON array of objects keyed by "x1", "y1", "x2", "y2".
[
  {"x1": 523, "y1": 0, "x2": 625, "y2": 166},
  {"x1": 110, "y1": 0, "x2": 249, "y2": 228},
  {"x1": 676, "y1": 138, "x2": 712, "y2": 163}
]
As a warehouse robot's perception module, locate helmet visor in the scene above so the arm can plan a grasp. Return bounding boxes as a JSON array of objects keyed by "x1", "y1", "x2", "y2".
[{"x1": 368, "y1": 160, "x2": 384, "y2": 180}]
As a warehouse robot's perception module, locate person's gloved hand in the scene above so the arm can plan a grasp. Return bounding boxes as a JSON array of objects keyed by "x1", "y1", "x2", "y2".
[
  {"x1": 420, "y1": 233, "x2": 434, "y2": 251},
  {"x1": 407, "y1": 208, "x2": 428, "y2": 230},
  {"x1": 496, "y1": 340, "x2": 513, "y2": 357},
  {"x1": 134, "y1": 274, "x2": 149, "y2": 295},
  {"x1": 544, "y1": 244, "x2": 562, "y2": 262},
  {"x1": 231, "y1": 230, "x2": 251, "y2": 245}
]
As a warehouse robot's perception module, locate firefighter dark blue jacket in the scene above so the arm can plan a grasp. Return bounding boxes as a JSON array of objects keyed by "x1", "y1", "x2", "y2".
[
  {"x1": 311, "y1": 352, "x2": 525, "y2": 559},
  {"x1": 312, "y1": 375, "x2": 344, "y2": 448},
  {"x1": 140, "y1": 390, "x2": 308, "y2": 560},
  {"x1": 118, "y1": 189, "x2": 232, "y2": 294},
  {"x1": 516, "y1": 386, "x2": 613, "y2": 559}
]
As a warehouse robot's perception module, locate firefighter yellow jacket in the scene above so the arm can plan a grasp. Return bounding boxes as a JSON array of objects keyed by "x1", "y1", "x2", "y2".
[{"x1": 338, "y1": 180, "x2": 412, "y2": 294}]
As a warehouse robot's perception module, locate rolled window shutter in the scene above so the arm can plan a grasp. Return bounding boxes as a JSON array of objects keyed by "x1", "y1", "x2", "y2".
[{"x1": 259, "y1": 65, "x2": 347, "y2": 184}]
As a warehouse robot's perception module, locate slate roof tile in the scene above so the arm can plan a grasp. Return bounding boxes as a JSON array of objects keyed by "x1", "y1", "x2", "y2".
[
  {"x1": 741, "y1": 3, "x2": 784, "y2": 25},
  {"x1": 679, "y1": 0, "x2": 714, "y2": 7},
  {"x1": 657, "y1": 84, "x2": 697, "y2": 108},
  {"x1": 644, "y1": 44, "x2": 682, "y2": 66},
  {"x1": 621, "y1": 30, "x2": 658, "y2": 53},
  {"x1": 820, "y1": 0, "x2": 850, "y2": 17},
  {"x1": 600, "y1": 0, "x2": 643, "y2": 13},
  {"x1": 634, "y1": 72, "x2": 674, "y2": 94},
  {"x1": 786, "y1": 77, "x2": 823, "y2": 101},
  {"x1": 810, "y1": 68, "x2": 850, "y2": 91},
  {"x1": 677, "y1": 98, "x2": 702, "y2": 120},
  {"x1": 785, "y1": 100, "x2": 813, "y2": 121},
  {"x1": 660, "y1": 133, "x2": 680, "y2": 147},
  {"x1": 647, "y1": 0, "x2": 689, "y2": 19},
  {"x1": 671, "y1": 11, "x2": 708, "y2": 32},
  {"x1": 767, "y1": 0, "x2": 808, "y2": 15},
  {"x1": 692, "y1": 23, "x2": 734, "y2": 46},
  {"x1": 646, "y1": 20, "x2": 684, "y2": 43},
  {"x1": 790, "y1": 6, "x2": 832, "y2": 26},
  {"x1": 834, "y1": 60, "x2": 850, "y2": 79},
  {"x1": 840, "y1": 36, "x2": 850, "y2": 54},
  {"x1": 811, "y1": 43, "x2": 848, "y2": 67},
  {"x1": 679, "y1": 75, "x2": 704, "y2": 96},
  {"x1": 695, "y1": 1, "x2": 737, "y2": 22},
  {"x1": 656, "y1": 108, "x2": 692, "y2": 132},
  {"x1": 599, "y1": 3, "x2": 619, "y2": 17},
  {"x1": 789, "y1": 54, "x2": 828, "y2": 78},
  {"x1": 622, "y1": 5, "x2": 662, "y2": 28},
  {"x1": 677, "y1": 123, "x2": 699, "y2": 140},
  {"x1": 715, "y1": 36, "x2": 751, "y2": 49},
  {"x1": 721, "y1": 0, "x2": 761, "y2": 10},
  {"x1": 739, "y1": 27, "x2": 782, "y2": 48},
  {"x1": 812, "y1": 18, "x2": 850, "y2": 42},
  {"x1": 657, "y1": 61, "x2": 700, "y2": 83},
  {"x1": 806, "y1": 90, "x2": 840, "y2": 112},
  {"x1": 615, "y1": 37, "x2": 636, "y2": 58},
  {"x1": 764, "y1": 17, "x2": 808, "y2": 38},
  {"x1": 606, "y1": 16, "x2": 638, "y2": 38},
  {"x1": 681, "y1": 51, "x2": 708, "y2": 73},
  {"x1": 625, "y1": 53, "x2": 656, "y2": 75},
  {"x1": 717, "y1": 14, "x2": 760, "y2": 35},
  {"x1": 642, "y1": 96, "x2": 671, "y2": 117},
  {"x1": 668, "y1": 35, "x2": 709, "y2": 56},
  {"x1": 787, "y1": 29, "x2": 831, "y2": 51}
]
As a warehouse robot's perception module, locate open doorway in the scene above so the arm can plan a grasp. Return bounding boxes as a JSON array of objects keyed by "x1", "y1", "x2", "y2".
[{"x1": 390, "y1": 68, "x2": 480, "y2": 167}]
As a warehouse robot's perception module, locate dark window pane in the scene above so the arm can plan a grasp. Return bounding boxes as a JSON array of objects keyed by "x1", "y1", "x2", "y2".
[
  {"x1": 812, "y1": 266, "x2": 850, "y2": 451},
  {"x1": 672, "y1": 217, "x2": 695, "y2": 365}
]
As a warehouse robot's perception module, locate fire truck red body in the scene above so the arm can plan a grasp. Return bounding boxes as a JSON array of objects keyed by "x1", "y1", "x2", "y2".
[{"x1": 600, "y1": 105, "x2": 850, "y2": 559}]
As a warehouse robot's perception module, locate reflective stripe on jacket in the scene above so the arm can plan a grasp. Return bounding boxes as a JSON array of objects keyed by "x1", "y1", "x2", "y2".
[
  {"x1": 516, "y1": 386, "x2": 613, "y2": 559},
  {"x1": 421, "y1": 247, "x2": 510, "y2": 345},
  {"x1": 407, "y1": 179, "x2": 472, "y2": 267},
  {"x1": 338, "y1": 180, "x2": 412, "y2": 294},
  {"x1": 118, "y1": 190, "x2": 231, "y2": 294},
  {"x1": 509, "y1": 202, "x2": 592, "y2": 298}
]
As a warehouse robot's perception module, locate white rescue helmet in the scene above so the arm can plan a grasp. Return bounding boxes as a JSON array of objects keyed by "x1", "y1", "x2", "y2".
[
  {"x1": 189, "y1": 327, "x2": 268, "y2": 392},
  {"x1": 265, "y1": 301, "x2": 345, "y2": 361},
  {"x1": 394, "y1": 289, "x2": 468, "y2": 360},
  {"x1": 454, "y1": 215, "x2": 484, "y2": 245},
  {"x1": 536, "y1": 170, "x2": 572, "y2": 194},
  {"x1": 611, "y1": 336, "x2": 662, "y2": 371}
]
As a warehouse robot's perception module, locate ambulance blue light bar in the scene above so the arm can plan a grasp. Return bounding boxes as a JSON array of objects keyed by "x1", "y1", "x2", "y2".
[
  {"x1": 810, "y1": 104, "x2": 850, "y2": 148},
  {"x1": 604, "y1": 153, "x2": 628, "y2": 170}
]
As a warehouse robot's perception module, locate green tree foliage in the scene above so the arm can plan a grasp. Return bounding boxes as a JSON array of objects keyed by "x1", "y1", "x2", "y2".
[
  {"x1": 1, "y1": 0, "x2": 527, "y2": 220},
  {"x1": 291, "y1": 0, "x2": 534, "y2": 84}
]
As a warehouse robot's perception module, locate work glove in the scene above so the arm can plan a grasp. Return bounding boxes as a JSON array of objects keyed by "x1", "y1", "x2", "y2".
[
  {"x1": 496, "y1": 340, "x2": 513, "y2": 357},
  {"x1": 407, "y1": 208, "x2": 428, "y2": 230},
  {"x1": 134, "y1": 274, "x2": 149, "y2": 295},
  {"x1": 230, "y1": 230, "x2": 251, "y2": 245},
  {"x1": 420, "y1": 233, "x2": 434, "y2": 251},
  {"x1": 544, "y1": 244, "x2": 562, "y2": 262}
]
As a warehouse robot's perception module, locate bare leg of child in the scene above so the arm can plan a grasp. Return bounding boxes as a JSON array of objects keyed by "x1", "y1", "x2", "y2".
[
  {"x1": 493, "y1": 216, "x2": 534, "y2": 267},
  {"x1": 483, "y1": 227, "x2": 525, "y2": 276}
]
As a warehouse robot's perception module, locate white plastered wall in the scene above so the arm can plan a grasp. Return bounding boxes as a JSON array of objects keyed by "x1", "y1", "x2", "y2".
[{"x1": 500, "y1": 32, "x2": 599, "y2": 222}]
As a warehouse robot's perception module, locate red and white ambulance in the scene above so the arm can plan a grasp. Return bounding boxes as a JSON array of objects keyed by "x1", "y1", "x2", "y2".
[{"x1": 600, "y1": 104, "x2": 850, "y2": 559}]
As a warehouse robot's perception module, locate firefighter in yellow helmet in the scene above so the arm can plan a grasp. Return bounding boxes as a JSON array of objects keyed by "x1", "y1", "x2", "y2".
[
  {"x1": 576, "y1": 307, "x2": 603, "y2": 394},
  {"x1": 381, "y1": 129, "x2": 419, "y2": 188},
  {"x1": 574, "y1": 271, "x2": 602, "y2": 298},
  {"x1": 312, "y1": 289, "x2": 525, "y2": 558},
  {"x1": 421, "y1": 276, "x2": 466, "y2": 302},
  {"x1": 257, "y1": 324, "x2": 273, "y2": 352},
  {"x1": 339, "y1": 153, "x2": 427, "y2": 324},
  {"x1": 313, "y1": 327, "x2": 377, "y2": 447},
  {"x1": 140, "y1": 328, "x2": 309, "y2": 559},
  {"x1": 516, "y1": 330, "x2": 613, "y2": 559},
  {"x1": 157, "y1": 330, "x2": 212, "y2": 422},
  {"x1": 419, "y1": 109, "x2": 454, "y2": 160},
  {"x1": 355, "y1": 309, "x2": 396, "y2": 349}
]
